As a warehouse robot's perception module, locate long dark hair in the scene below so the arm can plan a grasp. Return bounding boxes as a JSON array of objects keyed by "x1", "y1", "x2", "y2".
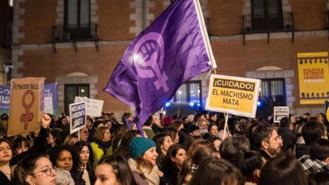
[
  {"x1": 259, "y1": 152, "x2": 308, "y2": 185},
  {"x1": 97, "y1": 155, "x2": 136, "y2": 185},
  {"x1": 190, "y1": 158, "x2": 244, "y2": 185},
  {"x1": 12, "y1": 153, "x2": 49, "y2": 185}
]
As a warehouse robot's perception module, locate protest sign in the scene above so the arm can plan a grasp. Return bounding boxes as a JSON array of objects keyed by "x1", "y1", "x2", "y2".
[
  {"x1": 8, "y1": 77, "x2": 44, "y2": 136},
  {"x1": 69, "y1": 101, "x2": 86, "y2": 134},
  {"x1": 44, "y1": 83, "x2": 58, "y2": 115},
  {"x1": 205, "y1": 75, "x2": 260, "y2": 118},
  {"x1": 273, "y1": 106, "x2": 289, "y2": 123},
  {"x1": 74, "y1": 96, "x2": 103, "y2": 117},
  {"x1": 325, "y1": 101, "x2": 329, "y2": 120}
]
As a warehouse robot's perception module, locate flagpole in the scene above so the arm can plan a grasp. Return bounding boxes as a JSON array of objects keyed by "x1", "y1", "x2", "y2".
[{"x1": 223, "y1": 113, "x2": 229, "y2": 139}]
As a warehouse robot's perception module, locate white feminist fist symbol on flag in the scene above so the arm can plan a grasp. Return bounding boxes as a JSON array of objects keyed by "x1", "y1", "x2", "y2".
[{"x1": 131, "y1": 32, "x2": 169, "y2": 92}]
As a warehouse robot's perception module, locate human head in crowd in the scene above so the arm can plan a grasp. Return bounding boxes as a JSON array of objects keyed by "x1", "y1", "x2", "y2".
[
  {"x1": 86, "y1": 116, "x2": 94, "y2": 130},
  {"x1": 289, "y1": 114, "x2": 297, "y2": 125},
  {"x1": 0, "y1": 113, "x2": 9, "y2": 131},
  {"x1": 252, "y1": 123, "x2": 282, "y2": 159},
  {"x1": 112, "y1": 130, "x2": 141, "y2": 160},
  {"x1": 13, "y1": 136, "x2": 30, "y2": 156},
  {"x1": 153, "y1": 133, "x2": 174, "y2": 157},
  {"x1": 168, "y1": 120, "x2": 184, "y2": 132},
  {"x1": 93, "y1": 126, "x2": 111, "y2": 143},
  {"x1": 95, "y1": 155, "x2": 135, "y2": 185},
  {"x1": 49, "y1": 145, "x2": 79, "y2": 172},
  {"x1": 310, "y1": 139, "x2": 329, "y2": 164},
  {"x1": 189, "y1": 158, "x2": 244, "y2": 185},
  {"x1": 0, "y1": 138, "x2": 12, "y2": 166},
  {"x1": 179, "y1": 141, "x2": 219, "y2": 185},
  {"x1": 240, "y1": 151, "x2": 264, "y2": 184},
  {"x1": 208, "y1": 112, "x2": 218, "y2": 123},
  {"x1": 219, "y1": 136, "x2": 250, "y2": 169},
  {"x1": 12, "y1": 153, "x2": 56, "y2": 185},
  {"x1": 188, "y1": 125, "x2": 201, "y2": 138},
  {"x1": 55, "y1": 168, "x2": 74, "y2": 185},
  {"x1": 163, "y1": 127, "x2": 180, "y2": 144},
  {"x1": 198, "y1": 120, "x2": 209, "y2": 135},
  {"x1": 194, "y1": 113, "x2": 207, "y2": 125},
  {"x1": 80, "y1": 127, "x2": 90, "y2": 142},
  {"x1": 302, "y1": 121, "x2": 326, "y2": 145},
  {"x1": 302, "y1": 112, "x2": 311, "y2": 123},
  {"x1": 47, "y1": 128, "x2": 64, "y2": 147},
  {"x1": 208, "y1": 123, "x2": 219, "y2": 137},
  {"x1": 317, "y1": 113, "x2": 328, "y2": 124},
  {"x1": 308, "y1": 172, "x2": 329, "y2": 185},
  {"x1": 75, "y1": 141, "x2": 91, "y2": 168},
  {"x1": 259, "y1": 153, "x2": 308, "y2": 185},
  {"x1": 208, "y1": 136, "x2": 221, "y2": 151},
  {"x1": 280, "y1": 117, "x2": 294, "y2": 130},
  {"x1": 165, "y1": 144, "x2": 187, "y2": 170},
  {"x1": 64, "y1": 134, "x2": 79, "y2": 145},
  {"x1": 129, "y1": 137, "x2": 158, "y2": 165}
]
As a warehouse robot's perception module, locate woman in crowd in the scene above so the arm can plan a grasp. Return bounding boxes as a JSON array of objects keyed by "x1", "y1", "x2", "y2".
[
  {"x1": 208, "y1": 123, "x2": 219, "y2": 137},
  {"x1": 112, "y1": 130, "x2": 141, "y2": 160},
  {"x1": 189, "y1": 158, "x2": 244, "y2": 185},
  {"x1": 128, "y1": 137, "x2": 161, "y2": 185},
  {"x1": 0, "y1": 139, "x2": 13, "y2": 185},
  {"x1": 90, "y1": 126, "x2": 112, "y2": 167},
  {"x1": 179, "y1": 142, "x2": 219, "y2": 185},
  {"x1": 161, "y1": 144, "x2": 187, "y2": 185},
  {"x1": 47, "y1": 128, "x2": 63, "y2": 148},
  {"x1": 153, "y1": 133, "x2": 173, "y2": 170},
  {"x1": 64, "y1": 134, "x2": 79, "y2": 146},
  {"x1": 259, "y1": 152, "x2": 308, "y2": 185},
  {"x1": 95, "y1": 155, "x2": 136, "y2": 185},
  {"x1": 74, "y1": 141, "x2": 94, "y2": 185},
  {"x1": 12, "y1": 153, "x2": 56, "y2": 185},
  {"x1": 12, "y1": 136, "x2": 30, "y2": 156},
  {"x1": 49, "y1": 145, "x2": 79, "y2": 184}
]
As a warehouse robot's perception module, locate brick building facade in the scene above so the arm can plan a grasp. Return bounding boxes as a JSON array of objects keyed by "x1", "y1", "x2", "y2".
[{"x1": 10, "y1": 0, "x2": 329, "y2": 117}]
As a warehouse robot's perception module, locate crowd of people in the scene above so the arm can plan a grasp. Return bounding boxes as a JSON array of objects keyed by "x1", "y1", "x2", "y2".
[{"x1": 0, "y1": 110, "x2": 328, "y2": 185}]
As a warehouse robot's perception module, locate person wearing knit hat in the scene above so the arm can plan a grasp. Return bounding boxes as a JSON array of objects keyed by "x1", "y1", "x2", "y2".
[{"x1": 128, "y1": 137, "x2": 161, "y2": 185}]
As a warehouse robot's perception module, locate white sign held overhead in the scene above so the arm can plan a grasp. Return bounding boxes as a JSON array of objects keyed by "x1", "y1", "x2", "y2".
[
  {"x1": 74, "y1": 96, "x2": 104, "y2": 117},
  {"x1": 273, "y1": 106, "x2": 289, "y2": 123}
]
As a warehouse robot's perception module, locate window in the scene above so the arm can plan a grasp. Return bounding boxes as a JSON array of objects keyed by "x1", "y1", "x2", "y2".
[
  {"x1": 165, "y1": 81, "x2": 202, "y2": 117},
  {"x1": 173, "y1": 81, "x2": 202, "y2": 105},
  {"x1": 64, "y1": 84, "x2": 89, "y2": 115},
  {"x1": 257, "y1": 79, "x2": 286, "y2": 119},
  {"x1": 251, "y1": 0, "x2": 283, "y2": 31},
  {"x1": 64, "y1": 0, "x2": 90, "y2": 40}
]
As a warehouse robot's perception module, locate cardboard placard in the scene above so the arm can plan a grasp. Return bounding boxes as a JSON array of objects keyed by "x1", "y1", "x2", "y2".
[
  {"x1": 205, "y1": 74, "x2": 261, "y2": 118},
  {"x1": 69, "y1": 101, "x2": 86, "y2": 134},
  {"x1": 74, "y1": 96, "x2": 103, "y2": 117},
  {"x1": 273, "y1": 106, "x2": 289, "y2": 123},
  {"x1": 8, "y1": 77, "x2": 44, "y2": 136},
  {"x1": 43, "y1": 83, "x2": 58, "y2": 115}
]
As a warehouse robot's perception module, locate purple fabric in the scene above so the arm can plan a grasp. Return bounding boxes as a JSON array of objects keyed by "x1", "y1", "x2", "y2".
[{"x1": 104, "y1": 0, "x2": 213, "y2": 129}]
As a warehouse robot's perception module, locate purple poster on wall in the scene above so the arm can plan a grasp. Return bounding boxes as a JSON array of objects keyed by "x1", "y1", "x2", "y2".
[{"x1": 0, "y1": 86, "x2": 10, "y2": 109}]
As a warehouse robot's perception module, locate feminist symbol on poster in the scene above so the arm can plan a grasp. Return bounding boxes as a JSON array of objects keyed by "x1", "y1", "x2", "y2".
[
  {"x1": 131, "y1": 32, "x2": 169, "y2": 92},
  {"x1": 20, "y1": 90, "x2": 35, "y2": 130}
]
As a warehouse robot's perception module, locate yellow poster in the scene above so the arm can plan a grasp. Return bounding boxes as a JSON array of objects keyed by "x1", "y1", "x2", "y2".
[
  {"x1": 8, "y1": 77, "x2": 44, "y2": 136},
  {"x1": 297, "y1": 52, "x2": 329, "y2": 104},
  {"x1": 205, "y1": 75, "x2": 261, "y2": 118}
]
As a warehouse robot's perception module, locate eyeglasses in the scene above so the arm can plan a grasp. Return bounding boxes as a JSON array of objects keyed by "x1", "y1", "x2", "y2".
[{"x1": 39, "y1": 167, "x2": 55, "y2": 176}]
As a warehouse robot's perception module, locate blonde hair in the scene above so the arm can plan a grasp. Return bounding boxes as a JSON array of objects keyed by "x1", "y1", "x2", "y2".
[{"x1": 93, "y1": 126, "x2": 109, "y2": 141}]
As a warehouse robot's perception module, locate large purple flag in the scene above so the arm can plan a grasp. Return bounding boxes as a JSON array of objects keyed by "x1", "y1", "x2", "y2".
[{"x1": 104, "y1": 0, "x2": 216, "y2": 129}]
